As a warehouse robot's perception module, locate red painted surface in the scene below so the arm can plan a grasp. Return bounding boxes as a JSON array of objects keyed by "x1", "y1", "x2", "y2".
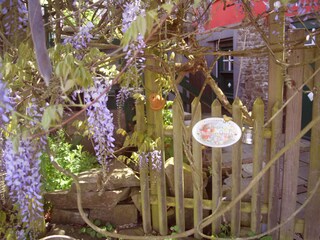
[
  {"x1": 206, "y1": 0, "x2": 267, "y2": 29},
  {"x1": 205, "y1": 0, "x2": 319, "y2": 29}
]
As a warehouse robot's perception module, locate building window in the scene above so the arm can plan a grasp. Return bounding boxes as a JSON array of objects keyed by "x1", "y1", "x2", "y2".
[
  {"x1": 291, "y1": 18, "x2": 319, "y2": 46},
  {"x1": 305, "y1": 28, "x2": 316, "y2": 46},
  {"x1": 213, "y1": 38, "x2": 234, "y2": 100},
  {"x1": 222, "y1": 53, "x2": 234, "y2": 72}
]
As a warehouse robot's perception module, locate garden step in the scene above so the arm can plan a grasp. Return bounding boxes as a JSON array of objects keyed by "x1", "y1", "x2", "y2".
[
  {"x1": 50, "y1": 204, "x2": 138, "y2": 226},
  {"x1": 45, "y1": 188, "x2": 131, "y2": 210},
  {"x1": 69, "y1": 159, "x2": 140, "y2": 192},
  {"x1": 50, "y1": 209, "x2": 89, "y2": 225},
  {"x1": 89, "y1": 204, "x2": 138, "y2": 226}
]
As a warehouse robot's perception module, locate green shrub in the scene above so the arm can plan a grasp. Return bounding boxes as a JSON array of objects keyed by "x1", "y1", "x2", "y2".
[{"x1": 40, "y1": 129, "x2": 99, "y2": 191}]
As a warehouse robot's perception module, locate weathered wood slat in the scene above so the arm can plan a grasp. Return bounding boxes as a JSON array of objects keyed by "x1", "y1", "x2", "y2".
[
  {"x1": 304, "y1": 38, "x2": 320, "y2": 239},
  {"x1": 211, "y1": 99, "x2": 222, "y2": 234},
  {"x1": 145, "y1": 195, "x2": 269, "y2": 213},
  {"x1": 231, "y1": 98, "x2": 243, "y2": 236},
  {"x1": 265, "y1": 4, "x2": 285, "y2": 234},
  {"x1": 191, "y1": 98, "x2": 203, "y2": 239},
  {"x1": 138, "y1": 195, "x2": 306, "y2": 234},
  {"x1": 279, "y1": 29, "x2": 304, "y2": 240},
  {"x1": 251, "y1": 98, "x2": 264, "y2": 233},
  {"x1": 136, "y1": 99, "x2": 152, "y2": 234},
  {"x1": 267, "y1": 101, "x2": 282, "y2": 239},
  {"x1": 145, "y1": 58, "x2": 160, "y2": 232},
  {"x1": 173, "y1": 98, "x2": 185, "y2": 232},
  {"x1": 154, "y1": 108, "x2": 168, "y2": 235}
]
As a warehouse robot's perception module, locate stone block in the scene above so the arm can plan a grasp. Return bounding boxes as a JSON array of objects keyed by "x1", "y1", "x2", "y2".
[
  {"x1": 45, "y1": 188, "x2": 130, "y2": 210},
  {"x1": 70, "y1": 159, "x2": 140, "y2": 192},
  {"x1": 51, "y1": 208, "x2": 89, "y2": 225},
  {"x1": 89, "y1": 204, "x2": 138, "y2": 226}
]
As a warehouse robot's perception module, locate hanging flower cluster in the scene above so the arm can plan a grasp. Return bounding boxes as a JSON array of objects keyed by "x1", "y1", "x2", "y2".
[
  {"x1": 64, "y1": 21, "x2": 94, "y2": 49},
  {"x1": 0, "y1": 81, "x2": 13, "y2": 125},
  {"x1": 139, "y1": 150, "x2": 162, "y2": 172},
  {"x1": 122, "y1": 0, "x2": 146, "y2": 70},
  {"x1": 84, "y1": 78, "x2": 115, "y2": 165},
  {"x1": 3, "y1": 139, "x2": 43, "y2": 240},
  {"x1": 116, "y1": 87, "x2": 132, "y2": 109},
  {"x1": 26, "y1": 99, "x2": 48, "y2": 147},
  {"x1": 1, "y1": 0, "x2": 28, "y2": 35}
]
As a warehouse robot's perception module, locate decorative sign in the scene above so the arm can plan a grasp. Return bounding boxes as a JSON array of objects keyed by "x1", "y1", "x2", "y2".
[{"x1": 192, "y1": 117, "x2": 242, "y2": 148}]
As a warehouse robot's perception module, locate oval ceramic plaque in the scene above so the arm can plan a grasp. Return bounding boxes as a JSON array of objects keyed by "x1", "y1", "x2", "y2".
[{"x1": 192, "y1": 117, "x2": 242, "y2": 148}]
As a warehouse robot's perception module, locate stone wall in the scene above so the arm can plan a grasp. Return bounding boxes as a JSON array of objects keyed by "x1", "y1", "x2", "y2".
[
  {"x1": 45, "y1": 159, "x2": 140, "y2": 227},
  {"x1": 236, "y1": 23, "x2": 269, "y2": 111}
]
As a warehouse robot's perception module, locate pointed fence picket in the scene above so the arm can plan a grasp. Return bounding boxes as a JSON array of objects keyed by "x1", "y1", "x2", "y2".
[
  {"x1": 172, "y1": 98, "x2": 185, "y2": 233},
  {"x1": 230, "y1": 98, "x2": 243, "y2": 236},
  {"x1": 191, "y1": 97, "x2": 203, "y2": 239},
  {"x1": 211, "y1": 99, "x2": 222, "y2": 235},
  {"x1": 251, "y1": 97, "x2": 264, "y2": 234}
]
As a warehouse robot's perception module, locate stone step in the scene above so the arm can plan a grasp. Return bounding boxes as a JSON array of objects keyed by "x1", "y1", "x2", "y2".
[
  {"x1": 69, "y1": 159, "x2": 140, "y2": 192},
  {"x1": 45, "y1": 188, "x2": 131, "y2": 210},
  {"x1": 50, "y1": 204, "x2": 138, "y2": 226}
]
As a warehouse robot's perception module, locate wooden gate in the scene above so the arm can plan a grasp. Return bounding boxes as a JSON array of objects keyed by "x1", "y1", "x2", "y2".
[{"x1": 134, "y1": 40, "x2": 320, "y2": 239}]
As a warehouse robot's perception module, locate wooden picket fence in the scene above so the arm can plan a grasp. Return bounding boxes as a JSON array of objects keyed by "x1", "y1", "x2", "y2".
[{"x1": 135, "y1": 90, "x2": 320, "y2": 239}]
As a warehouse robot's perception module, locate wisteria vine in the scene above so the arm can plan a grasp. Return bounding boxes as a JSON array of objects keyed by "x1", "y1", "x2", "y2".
[
  {"x1": 83, "y1": 78, "x2": 115, "y2": 166},
  {"x1": 3, "y1": 138, "x2": 44, "y2": 240},
  {"x1": 122, "y1": 0, "x2": 147, "y2": 71}
]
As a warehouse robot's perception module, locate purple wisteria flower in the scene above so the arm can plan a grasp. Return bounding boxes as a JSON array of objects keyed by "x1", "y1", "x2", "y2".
[
  {"x1": 3, "y1": 138, "x2": 43, "y2": 240},
  {"x1": 122, "y1": 0, "x2": 146, "y2": 70},
  {"x1": 139, "y1": 150, "x2": 163, "y2": 172},
  {"x1": 2, "y1": 0, "x2": 28, "y2": 35},
  {"x1": 26, "y1": 99, "x2": 48, "y2": 146},
  {"x1": 138, "y1": 151, "x2": 148, "y2": 169},
  {"x1": 0, "y1": 80, "x2": 13, "y2": 125},
  {"x1": 122, "y1": 0, "x2": 146, "y2": 33},
  {"x1": 84, "y1": 78, "x2": 115, "y2": 165},
  {"x1": 116, "y1": 87, "x2": 132, "y2": 109},
  {"x1": 149, "y1": 150, "x2": 162, "y2": 171},
  {"x1": 64, "y1": 21, "x2": 94, "y2": 49}
]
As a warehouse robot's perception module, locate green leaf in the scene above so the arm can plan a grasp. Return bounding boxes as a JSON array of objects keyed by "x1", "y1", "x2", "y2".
[
  {"x1": 89, "y1": 230, "x2": 96, "y2": 238},
  {"x1": 132, "y1": 93, "x2": 145, "y2": 101},
  {"x1": 93, "y1": 219, "x2": 102, "y2": 226},
  {"x1": 146, "y1": 13, "x2": 155, "y2": 35},
  {"x1": 63, "y1": 79, "x2": 75, "y2": 92},
  {"x1": 121, "y1": 27, "x2": 132, "y2": 47},
  {"x1": 55, "y1": 61, "x2": 65, "y2": 79},
  {"x1": 41, "y1": 114, "x2": 51, "y2": 130},
  {"x1": 73, "y1": 66, "x2": 92, "y2": 88},
  {"x1": 41, "y1": 105, "x2": 60, "y2": 130},
  {"x1": 193, "y1": 0, "x2": 201, "y2": 8},
  {"x1": 0, "y1": 211, "x2": 6, "y2": 225},
  {"x1": 57, "y1": 104, "x2": 64, "y2": 117},
  {"x1": 162, "y1": 3, "x2": 173, "y2": 13},
  {"x1": 105, "y1": 223, "x2": 114, "y2": 232},
  {"x1": 116, "y1": 128, "x2": 127, "y2": 136},
  {"x1": 137, "y1": 15, "x2": 147, "y2": 37},
  {"x1": 96, "y1": 232, "x2": 104, "y2": 238}
]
